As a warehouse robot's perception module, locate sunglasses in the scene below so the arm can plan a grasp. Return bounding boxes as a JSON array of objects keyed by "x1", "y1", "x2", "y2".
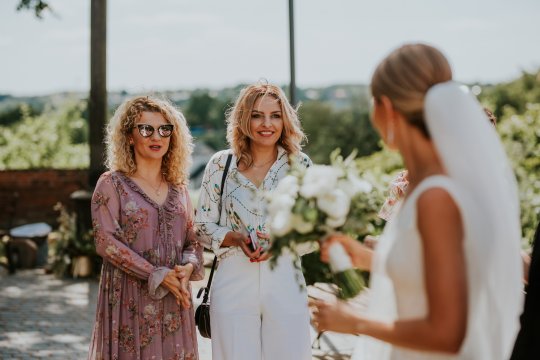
[{"x1": 134, "y1": 124, "x2": 174, "y2": 138}]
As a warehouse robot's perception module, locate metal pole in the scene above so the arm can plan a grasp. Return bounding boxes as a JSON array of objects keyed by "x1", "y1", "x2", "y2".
[
  {"x1": 288, "y1": 0, "x2": 296, "y2": 106},
  {"x1": 89, "y1": 0, "x2": 107, "y2": 187}
]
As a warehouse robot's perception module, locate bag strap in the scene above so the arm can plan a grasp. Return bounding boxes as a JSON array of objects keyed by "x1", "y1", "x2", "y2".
[{"x1": 198, "y1": 152, "x2": 232, "y2": 304}]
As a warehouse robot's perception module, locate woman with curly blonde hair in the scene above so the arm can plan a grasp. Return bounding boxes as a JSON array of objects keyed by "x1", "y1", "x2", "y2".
[
  {"x1": 88, "y1": 95, "x2": 204, "y2": 360},
  {"x1": 195, "y1": 83, "x2": 313, "y2": 360}
]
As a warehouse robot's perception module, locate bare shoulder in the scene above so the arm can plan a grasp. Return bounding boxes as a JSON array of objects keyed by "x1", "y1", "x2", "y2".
[
  {"x1": 417, "y1": 187, "x2": 460, "y2": 214},
  {"x1": 416, "y1": 187, "x2": 463, "y2": 242}
]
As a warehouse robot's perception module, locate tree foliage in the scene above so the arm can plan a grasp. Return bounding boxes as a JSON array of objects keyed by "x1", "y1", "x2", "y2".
[
  {"x1": 16, "y1": 0, "x2": 52, "y2": 19},
  {"x1": 0, "y1": 100, "x2": 89, "y2": 169},
  {"x1": 300, "y1": 101, "x2": 380, "y2": 164}
]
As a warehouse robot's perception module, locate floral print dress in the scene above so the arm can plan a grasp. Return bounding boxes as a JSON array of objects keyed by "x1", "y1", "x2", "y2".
[{"x1": 88, "y1": 171, "x2": 204, "y2": 360}]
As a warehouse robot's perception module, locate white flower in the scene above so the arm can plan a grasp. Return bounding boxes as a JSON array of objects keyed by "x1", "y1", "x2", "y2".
[
  {"x1": 300, "y1": 165, "x2": 342, "y2": 198},
  {"x1": 326, "y1": 216, "x2": 347, "y2": 228},
  {"x1": 275, "y1": 175, "x2": 300, "y2": 197},
  {"x1": 270, "y1": 210, "x2": 293, "y2": 237},
  {"x1": 144, "y1": 304, "x2": 157, "y2": 316},
  {"x1": 125, "y1": 201, "x2": 138, "y2": 212},
  {"x1": 338, "y1": 172, "x2": 373, "y2": 198},
  {"x1": 267, "y1": 193, "x2": 295, "y2": 216},
  {"x1": 105, "y1": 245, "x2": 119, "y2": 257},
  {"x1": 317, "y1": 188, "x2": 350, "y2": 219},
  {"x1": 291, "y1": 214, "x2": 314, "y2": 234}
]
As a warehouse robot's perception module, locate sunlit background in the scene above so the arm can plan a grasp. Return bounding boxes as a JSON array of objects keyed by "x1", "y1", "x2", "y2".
[{"x1": 1, "y1": 0, "x2": 540, "y2": 95}]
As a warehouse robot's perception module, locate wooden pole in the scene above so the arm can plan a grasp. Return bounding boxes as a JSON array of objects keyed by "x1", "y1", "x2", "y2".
[
  {"x1": 288, "y1": 0, "x2": 297, "y2": 106},
  {"x1": 89, "y1": 0, "x2": 107, "y2": 187}
]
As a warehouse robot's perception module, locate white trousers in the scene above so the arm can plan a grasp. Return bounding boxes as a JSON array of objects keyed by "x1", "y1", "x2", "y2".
[{"x1": 210, "y1": 252, "x2": 312, "y2": 360}]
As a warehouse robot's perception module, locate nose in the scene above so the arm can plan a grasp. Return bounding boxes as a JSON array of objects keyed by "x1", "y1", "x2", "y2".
[
  {"x1": 150, "y1": 129, "x2": 161, "y2": 140},
  {"x1": 263, "y1": 115, "x2": 272, "y2": 126}
]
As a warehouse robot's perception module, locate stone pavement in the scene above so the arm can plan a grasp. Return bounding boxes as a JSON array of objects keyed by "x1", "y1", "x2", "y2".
[{"x1": 0, "y1": 267, "x2": 356, "y2": 360}]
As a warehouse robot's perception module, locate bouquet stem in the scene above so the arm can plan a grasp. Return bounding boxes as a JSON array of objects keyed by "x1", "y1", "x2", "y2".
[{"x1": 328, "y1": 242, "x2": 365, "y2": 299}]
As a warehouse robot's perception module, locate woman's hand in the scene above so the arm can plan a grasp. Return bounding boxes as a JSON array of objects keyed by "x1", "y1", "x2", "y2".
[
  {"x1": 320, "y1": 234, "x2": 373, "y2": 271},
  {"x1": 162, "y1": 269, "x2": 190, "y2": 307},
  {"x1": 310, "y1": 298, "x2": 365, "y2": 334},
  {"x1": 251, "y1": 231, "x2": 272, "y2": 262},
  {"x1": 222, "y1": 231, "x2": 262, "y2": 259},
  {"x1": 363, "y1": 235, "x2": 379, "y2": 250},
  {"x1": 174, "y1": 263, "x2": 194, "y2": 308}
]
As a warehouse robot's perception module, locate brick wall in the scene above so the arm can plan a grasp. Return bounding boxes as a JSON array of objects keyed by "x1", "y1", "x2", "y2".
[{"x1": 0, "y1": 169, "x2": 89, "y2": 228}]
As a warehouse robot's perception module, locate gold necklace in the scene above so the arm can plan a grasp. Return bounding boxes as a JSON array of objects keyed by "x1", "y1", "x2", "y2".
[
  {"x1": 251, "y1": 151, "x2": 277, "y2": 168},
  {"x1": 139, "y1": 175, "x2": 163, "y2": 196}
]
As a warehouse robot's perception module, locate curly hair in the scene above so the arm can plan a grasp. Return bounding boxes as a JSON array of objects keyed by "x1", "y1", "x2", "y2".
[
  {"x1": 226, "y1": 83, "x2": 306, "y2": 167},
  {"x1": 105, "y1": 95, "x2": 193, "y2": 186}
]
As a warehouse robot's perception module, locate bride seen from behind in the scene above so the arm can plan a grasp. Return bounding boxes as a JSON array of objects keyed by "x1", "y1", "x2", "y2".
[{"x1": 311, "y1": 43, "x2": 523, "y2": 360}]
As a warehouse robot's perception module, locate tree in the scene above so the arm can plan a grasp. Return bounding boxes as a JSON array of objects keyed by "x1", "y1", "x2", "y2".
[
  {"x1": 17, "y1": 0, "x2": 107, "y2": 187},
  {"x1": 300, "y1": 101, "x2": 381, "y2": 164}
]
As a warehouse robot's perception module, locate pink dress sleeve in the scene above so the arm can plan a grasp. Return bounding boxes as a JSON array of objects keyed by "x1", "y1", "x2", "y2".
[
  {"x1": 181, "y1": 189, "x2": 205, "y2": 281},
  {"x1": 92, "y1": 173, "x2": 164, "y2": 286}
]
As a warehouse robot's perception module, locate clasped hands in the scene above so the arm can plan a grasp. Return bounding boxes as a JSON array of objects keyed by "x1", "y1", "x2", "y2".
[{"x1": 162, "y1": 263, "x2": 194, "y2": 308}]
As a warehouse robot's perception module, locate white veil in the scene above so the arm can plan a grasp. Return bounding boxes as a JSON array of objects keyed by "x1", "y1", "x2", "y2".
[
  {"x1": 356, "y1": 81, "x2": 523, "y2": 360},
  {"x1": 424, "y1": 81, "x2": 522, "y2": 359}
]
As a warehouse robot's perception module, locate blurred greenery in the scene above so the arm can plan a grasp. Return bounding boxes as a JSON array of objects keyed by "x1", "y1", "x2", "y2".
[
  {"x1": 0, "y1": 100, "x2": 89, "y2": 170},
  {"x1": 1, "y1": 71, "x2": 539, "y2": 281}
]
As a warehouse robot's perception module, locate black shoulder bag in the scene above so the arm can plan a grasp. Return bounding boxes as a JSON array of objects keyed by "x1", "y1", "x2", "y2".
[{"x1": 194, "y1": 153, "x2": 232, "y2": 339}]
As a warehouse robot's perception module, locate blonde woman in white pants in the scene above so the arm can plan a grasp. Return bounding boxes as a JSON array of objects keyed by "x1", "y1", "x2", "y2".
[{"x1": 195, "y1": 83, "x2": 312, "y2": 360}]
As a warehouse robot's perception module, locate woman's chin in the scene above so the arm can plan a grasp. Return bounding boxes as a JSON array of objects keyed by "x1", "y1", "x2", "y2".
[{"x1": 252, "y1": 137, "x2": 279, "y2": 148}]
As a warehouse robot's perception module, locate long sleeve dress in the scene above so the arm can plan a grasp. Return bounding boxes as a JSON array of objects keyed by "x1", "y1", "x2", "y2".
[{"x1": 88, "y1": 171, "x2": 204, "y2": 360}]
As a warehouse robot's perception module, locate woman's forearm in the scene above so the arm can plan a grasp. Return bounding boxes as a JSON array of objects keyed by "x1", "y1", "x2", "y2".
[{"x1": 357, "y1": 317, "x2": 463, "y2": 354}]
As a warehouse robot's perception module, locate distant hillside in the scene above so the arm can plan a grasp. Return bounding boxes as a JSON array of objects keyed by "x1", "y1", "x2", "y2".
[{"x1": 0, "y1": 84, "x2": 371, "y2": 123}]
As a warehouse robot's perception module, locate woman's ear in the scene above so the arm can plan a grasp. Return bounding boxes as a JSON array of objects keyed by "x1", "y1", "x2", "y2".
[{"x1": 379, "y1": 96, "x2": 395, "y2": 119}]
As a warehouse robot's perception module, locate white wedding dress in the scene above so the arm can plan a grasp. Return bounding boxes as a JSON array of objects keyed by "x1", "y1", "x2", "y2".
[{"x1": 353, "y1": 82, "x2": 523, "y2": 360}]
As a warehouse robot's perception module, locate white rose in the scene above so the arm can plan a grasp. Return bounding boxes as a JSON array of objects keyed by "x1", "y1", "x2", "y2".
[
  {"x1": 267, "y1": 193, "x2": 295, "y2": 216},
  {"x1": 291, "y1": 214, "x2": 314, "y2": 234},
  {"x1": 270, "y1": 210, "x2": 293, "y2": 237},
  {"x1": 300, "y1": 165, "x2": 341, "y2": 198},
  {"x1": 338, "y1": 172, "x2": 372, "y2": 198},
  {"x1": 317, "y1": 188, "x2": 350, "y2": 219},
  {"x1": 275, "y1": 175, "x2": 300, "y2": 197},
  {"x1": 326, "y1": 216, "x2": 347, "y2": 228}
]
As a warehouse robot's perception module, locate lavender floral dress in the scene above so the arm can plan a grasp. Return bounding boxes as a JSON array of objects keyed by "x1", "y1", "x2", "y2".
[{"x1": 88, "y1": 171, "x2": 204, "y2": 360}]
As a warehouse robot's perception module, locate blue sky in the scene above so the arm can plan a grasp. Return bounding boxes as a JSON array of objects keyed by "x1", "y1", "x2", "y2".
[{"x1": 1, "y1": 0, "x2": 539, "y2": 95}]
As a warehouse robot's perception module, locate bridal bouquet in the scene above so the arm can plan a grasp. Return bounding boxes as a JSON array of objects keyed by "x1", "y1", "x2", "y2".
[{"x1": 266, "y1": 150, "x2": 373, "y2": 299}]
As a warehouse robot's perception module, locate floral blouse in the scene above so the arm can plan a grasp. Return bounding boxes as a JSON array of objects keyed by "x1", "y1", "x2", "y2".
[
  {"x1": 88, "y1": 171, "x2": 204, "y2": 360},
  {"x1": 195, "y1": 146, "x2": 312, "y2": 259},
  {"x1": 378, "y1": 170, "x2": 409, "y2": 221}
]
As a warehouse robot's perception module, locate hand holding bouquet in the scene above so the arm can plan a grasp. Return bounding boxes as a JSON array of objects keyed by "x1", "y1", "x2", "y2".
[{"x1": 266, "y1": 150, "x2": 374, "y2": 299}]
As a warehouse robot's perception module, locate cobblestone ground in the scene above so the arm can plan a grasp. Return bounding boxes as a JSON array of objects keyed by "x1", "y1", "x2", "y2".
[
  {"x1": 0, "y1": 269, "x2": 98, "y2": 359},
  {"x1": 0, "y1": 268, "x2": 353, "y2": 360}
]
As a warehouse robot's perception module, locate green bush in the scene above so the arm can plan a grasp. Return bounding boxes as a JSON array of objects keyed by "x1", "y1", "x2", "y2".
[{"x1": 0, "y1": 100, "x2": 89, "y2": 169}]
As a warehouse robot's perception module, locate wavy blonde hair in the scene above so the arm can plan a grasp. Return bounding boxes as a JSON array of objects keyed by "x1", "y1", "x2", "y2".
[
  {"x1": 105, "y1": 95, "x2": 193, "y2": 185},
  {"x1": 226, "y1": 83, "x2": 306, "y2": 166},
  {"x1": 371, "y1": 43, "x2": 452, "y2": 138}
]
